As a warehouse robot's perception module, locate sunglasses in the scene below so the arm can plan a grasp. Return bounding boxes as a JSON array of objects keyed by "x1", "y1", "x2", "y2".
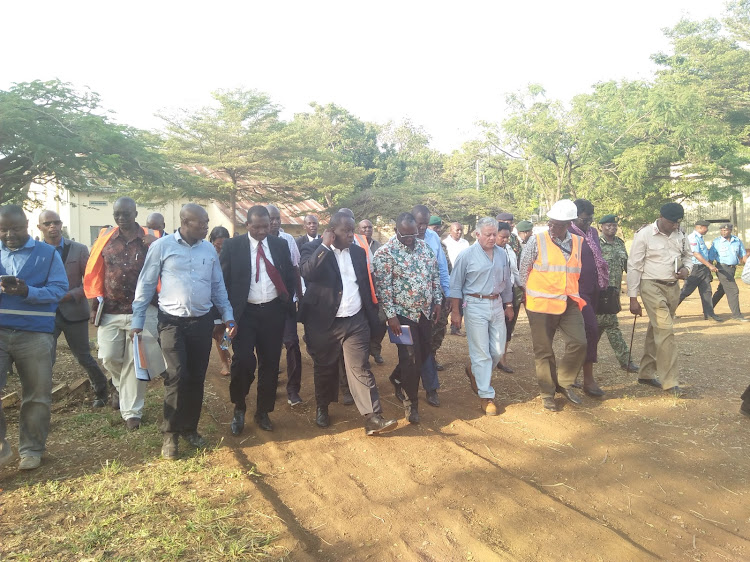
[
  {"x1": 396, "y1": 229, "x2": 417, "y2": 239},
  {"x1": 42, "y1": 220, "x2": 62, "y2": 227}
]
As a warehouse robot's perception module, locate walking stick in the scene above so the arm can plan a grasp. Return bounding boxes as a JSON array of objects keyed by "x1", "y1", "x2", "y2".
[{"x1": 626, "y1": 314, "x2": 637, "y2": 374}]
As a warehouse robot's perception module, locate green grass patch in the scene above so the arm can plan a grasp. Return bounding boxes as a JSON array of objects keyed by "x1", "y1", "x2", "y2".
[{"x1": 2, "y1": 453, "x2": 282, "y2": 560}]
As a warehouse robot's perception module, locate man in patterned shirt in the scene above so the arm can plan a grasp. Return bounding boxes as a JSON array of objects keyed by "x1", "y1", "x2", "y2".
[
  {"x1": 596, "y1": 215, "x2": 638, "y2": 371},
  {"x1": 372, "y1": 212, "x2": 443, "y2": 424}
]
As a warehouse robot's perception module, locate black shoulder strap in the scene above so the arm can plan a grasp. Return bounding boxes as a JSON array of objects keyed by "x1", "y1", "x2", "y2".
[{"x1": 549, "y1": 236, "x2": 572, "y2": 257}]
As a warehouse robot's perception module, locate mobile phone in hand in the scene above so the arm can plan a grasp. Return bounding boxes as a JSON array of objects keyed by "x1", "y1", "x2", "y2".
[{"x1": 0, "y1": 275, "x2": 18, "y2": 287}]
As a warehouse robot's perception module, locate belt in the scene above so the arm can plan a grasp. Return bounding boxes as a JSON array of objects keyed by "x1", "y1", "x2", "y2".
[
  {"x1": 467, "y1": 293, "x2": 500, "y2": 300},
  {"x1": 246, "y1": 297, "x2": 281, "y2": 308},
  {"x1": 649, "y1": 279, "x2": 678, "y2": 286}
]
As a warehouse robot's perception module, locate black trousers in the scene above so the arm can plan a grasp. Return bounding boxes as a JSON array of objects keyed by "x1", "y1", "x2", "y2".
[
  {"x1": 391, "y1": 313, "x2": 432, "y2": 405},
  {"x1": 679, "y1": 264, "x2": 714, "y2": 316},
  {"x1": 157, "y1": 311, "x2": 214, "y2": 435},
  {"x1": 712, "y1": 264, "x2": 742, "y2": 317},
  {"x1": 306, "y1": 310, "x2": 381, "y2": 415},
  {"x1": 283, "y1": 315, "x2": 303, "y2": 397},
  {"x1": 53, "y1": 314, "x2": 108, "y2": 399},
  {"x1": 230, "y1": 299, "x2": 285, "y2": 413}
]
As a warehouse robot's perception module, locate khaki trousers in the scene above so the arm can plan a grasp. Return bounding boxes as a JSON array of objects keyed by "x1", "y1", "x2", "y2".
[
  {"x1": 98, "y1": 306, "x2": 164, "y2": 420},
  {"x1": 527, "y1": 300, "x2": 587, "y2": 399},
  {"x1": 638, "y1": 280, "x2": 680, "y2": 390}
]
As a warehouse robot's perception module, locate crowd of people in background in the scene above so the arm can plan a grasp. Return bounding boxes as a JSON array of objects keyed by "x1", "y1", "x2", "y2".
[{"x1": 1, "y1": 196, "x2": 749, "y2": 472}]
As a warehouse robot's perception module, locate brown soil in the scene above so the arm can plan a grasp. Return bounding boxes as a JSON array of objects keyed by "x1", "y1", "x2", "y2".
[{"x1": 3, "y1": 292, "x2": 750, "y2": 561}]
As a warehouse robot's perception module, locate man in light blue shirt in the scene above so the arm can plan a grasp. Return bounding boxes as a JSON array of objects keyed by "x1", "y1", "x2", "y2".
[
  {"x1": 132, "y1": 204, "x2": 235, "y2": 460},
  {"x1": 449, "y1": 217, "x2": 514, "y2": 416},
  {"x1": 708, "y1": 223, "x2": 748, "y2": 321},
  {"x1": 678, "y1": 220, "x2": 720, "y2": 321},
  {"x1": 412, "y1": 206, "x2": 450, "y2": 407}
]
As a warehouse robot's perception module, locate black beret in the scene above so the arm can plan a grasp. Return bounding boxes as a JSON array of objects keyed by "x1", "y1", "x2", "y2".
[
  {"x1": 695, "y1": 220, "x2": 710, "y2": 227},
  {"x1": 598, "y1": 214, "x2": 617, "y2": 224},
  {"x1": 660, "y1": 202, "x2": 684, "y2": 222}
]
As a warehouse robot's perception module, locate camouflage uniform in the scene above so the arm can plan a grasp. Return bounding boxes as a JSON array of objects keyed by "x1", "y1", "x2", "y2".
[{"x1": 596, "y1": 235, "x2": 631, "y2": 366}]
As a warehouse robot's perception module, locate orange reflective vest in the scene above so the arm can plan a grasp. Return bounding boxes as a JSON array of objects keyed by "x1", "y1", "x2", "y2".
[
  {"x1": 353, "y1": 234, "x2": 378, "y2": 304},
  {"x1": 83, "y1": 226, "x2": 160, "y2": 299},
  {"x1": 525, "y1": 231, "x2": 585, "y2": 314}
]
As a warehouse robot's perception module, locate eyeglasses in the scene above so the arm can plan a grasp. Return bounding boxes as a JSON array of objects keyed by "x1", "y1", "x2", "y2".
[
  {"x1": 42, "y1": 221, "x2": 62, "y2": 227},
  {"x1": 396, "y1": 229, "x2": 417, "y2": 240}
]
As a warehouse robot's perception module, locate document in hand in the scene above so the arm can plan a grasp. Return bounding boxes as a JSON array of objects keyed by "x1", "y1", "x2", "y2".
[
  {"x1": 133, "y1": 336, "x2": 151, "y2": 381},
  {"x1": 94, "y1": 296, "x2": 104, "y2": 327},
  {"x1": 387, "y1": 325, "x2": 413, "y2": 345}
]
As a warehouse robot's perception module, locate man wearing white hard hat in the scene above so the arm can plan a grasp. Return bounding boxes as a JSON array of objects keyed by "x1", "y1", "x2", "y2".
[{"x1": 518, "y1": 199, "x2": 587, "y2": 412}]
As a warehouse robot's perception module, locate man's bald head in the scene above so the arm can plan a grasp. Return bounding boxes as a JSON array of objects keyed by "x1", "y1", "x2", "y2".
[
  {"x1": 146, "y1": 212, "x2": 165, "y2": 233},
  {"x1": 113, "y1": 197, "x2": 138, "y2": 230},
  {"x1": 338, "y1": 208, "x2": 355, "y2": 220},
  {"x1": 38, "y1": 210, "x2": 63, "y2": 244},
  {"x1": 179, "y1": 204, "x2": 209, "y2": 244}
]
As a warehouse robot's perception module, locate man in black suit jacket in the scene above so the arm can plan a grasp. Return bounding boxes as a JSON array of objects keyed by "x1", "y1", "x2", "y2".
[
  {"x1": 295, "y1": 214, "x2": 321, "y2": 251},
  {"x1": 299, "y1": 212, "x2": 397, "y2": 435},
  {"x1": 220, "y1": 206, "x2": 295, "y2": 435}
]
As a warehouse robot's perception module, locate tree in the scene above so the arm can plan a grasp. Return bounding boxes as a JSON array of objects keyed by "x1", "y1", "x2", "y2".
[
  {"x1": 0, "y1": 79, "x2": 192, "y2": 206},
  {"x1": 160, "y1": 88, "x2": 290, "y2": 235}
]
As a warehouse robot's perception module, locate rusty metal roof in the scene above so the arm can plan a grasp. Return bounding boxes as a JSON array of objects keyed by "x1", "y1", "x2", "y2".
[{"x1": 185, "y1": 165, "x2": 327, "y2": 226}]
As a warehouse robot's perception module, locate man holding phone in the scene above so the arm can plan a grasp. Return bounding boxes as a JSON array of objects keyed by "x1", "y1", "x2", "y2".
[
  {"x1": 371, "y1": 212, "x2": 442, "y2": 424},
  {"x1": 0, "y1": 205, "x2": 68, "y2": 471}
]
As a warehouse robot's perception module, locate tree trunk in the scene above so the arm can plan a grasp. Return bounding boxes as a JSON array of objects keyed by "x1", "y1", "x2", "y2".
[{"x1": 230, "y1": 189, "x2": 237, "y2": 237}]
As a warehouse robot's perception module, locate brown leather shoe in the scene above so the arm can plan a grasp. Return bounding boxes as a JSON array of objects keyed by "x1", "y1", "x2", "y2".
[
  {"x1": 465, "y1": 366, "x2": 479, "y2": 395},
  {"x1": 480, "y1": 398, "x2": 497, "y2": 416}
]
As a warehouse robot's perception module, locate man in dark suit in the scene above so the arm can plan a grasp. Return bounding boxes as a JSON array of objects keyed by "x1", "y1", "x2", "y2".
[
  {"x1": 38, "y1": 210, "x2": 109, "y2": 407},
  {"x1": 295, "y1": 214, "x2": 321, "y2": 251},
  {"x1": 299, "y1": 212, "x2": 397, "y2": 435},
  {"x1": 220, "y1": 206, "x2": 295, "y2": 434}
]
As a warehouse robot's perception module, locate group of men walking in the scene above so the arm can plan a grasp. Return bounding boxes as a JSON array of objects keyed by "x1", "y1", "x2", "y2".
[{"x1": 1, "y1": 195, "x2": 748, "y2": 472}]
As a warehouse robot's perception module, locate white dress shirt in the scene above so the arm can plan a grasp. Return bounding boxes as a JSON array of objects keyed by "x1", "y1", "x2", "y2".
[
  {"x1": 443, "y1": 235, "x2": 470, "y2": 267},
  {"x1": 248, "y1": 234, "x2": 278, "y2": 304},
  {"x1": 324, "y1": 244, "x2": 362, "y2": 317}
]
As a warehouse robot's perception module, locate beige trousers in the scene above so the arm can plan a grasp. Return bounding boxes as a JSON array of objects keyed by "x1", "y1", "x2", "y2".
[
  {"x1": 638, "y1": 280, "x2": 680, "y2": 390},
  {"x1": 97, "y1": 305, "x2": 165, "y2": 420}
]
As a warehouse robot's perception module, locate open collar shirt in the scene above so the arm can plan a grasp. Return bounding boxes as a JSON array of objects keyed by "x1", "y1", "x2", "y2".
[
  {"x1": 448, "y1": 242, "x2": 513, "y2": 303},
  {"x1": 708, "y1": 235, "x2": 745, "y2": 265},
  {"x1": 626, "y1": 221, "x2": 692, "y2": 296}
]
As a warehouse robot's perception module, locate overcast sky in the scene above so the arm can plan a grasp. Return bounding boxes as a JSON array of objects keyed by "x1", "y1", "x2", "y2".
[{"x1": 1, "y1": 0, "x2": 729, "y2": 152}]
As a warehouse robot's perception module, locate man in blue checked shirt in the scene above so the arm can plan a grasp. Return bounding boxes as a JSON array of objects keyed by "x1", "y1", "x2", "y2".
[
  {"x1": 678, "y1": 220, "x2": 721, "y2": 321},
  {"x1": 708, "y1": 223, "x2": 748, "y2": 321},
  {"x1": 131, "y1": 204, "x2": 235, "y2": 460}
]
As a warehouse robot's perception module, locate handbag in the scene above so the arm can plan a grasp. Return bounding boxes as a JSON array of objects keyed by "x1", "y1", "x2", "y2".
[{"x1": 597, "y1": 286, "x2": 621, "y2": 314}]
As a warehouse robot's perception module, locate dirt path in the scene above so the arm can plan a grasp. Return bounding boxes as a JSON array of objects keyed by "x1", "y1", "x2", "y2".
[
  {"x1": 2, "y1": 293, "x2": 749, "y2": 560},
  {"x1": 205, "y1": 294, "x2": 750, "y2": 561}
]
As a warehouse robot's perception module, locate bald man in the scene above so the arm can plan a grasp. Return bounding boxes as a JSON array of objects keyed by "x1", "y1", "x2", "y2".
[
  {"x1": 146, "y1": 212, "x2": 166, "y2": 238},
  {"x1": 132, "y1": 204, "x2": 235, "y2": 459},
  {"x1": 295, "y1": 214, "x2": 321, "y2": 251},
  {"x1": 84, "y1": 197, "x2": 164, "y2": 431},
  {"x1": 38, "y1": 210, "x2": 108, "y2": 408}
]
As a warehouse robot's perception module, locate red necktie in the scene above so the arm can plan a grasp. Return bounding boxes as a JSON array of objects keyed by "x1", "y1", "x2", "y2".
[{"x1": 256, "y1": 241, "x2": 289, "y2": 298}]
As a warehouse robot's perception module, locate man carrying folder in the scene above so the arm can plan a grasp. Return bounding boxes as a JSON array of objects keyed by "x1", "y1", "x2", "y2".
[{"x1": 372, "y1": 212, "x2": 442, "y2": 424}]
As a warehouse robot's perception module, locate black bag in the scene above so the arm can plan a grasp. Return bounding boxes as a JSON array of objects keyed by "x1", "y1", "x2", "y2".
[{"x1": 597, "y1": 286, "x2": 621, "y2": 314}]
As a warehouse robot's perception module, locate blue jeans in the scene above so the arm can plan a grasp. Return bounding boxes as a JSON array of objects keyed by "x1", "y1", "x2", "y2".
[
  {"x1": 463, "y1": 296, "x2": 506, "y2": 399},
  {"x1": 0, "y1": 329, "x2": 54, "y2": 458},
  {"x1": 420, "y1": 354, "x2": 440, "y2": 392}
]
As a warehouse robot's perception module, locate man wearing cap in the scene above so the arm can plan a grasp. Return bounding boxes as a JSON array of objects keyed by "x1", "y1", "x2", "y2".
[
  {"x1": 519, "y1": 200, "x2": 587, "y2": 412},
  {"x1": 678, "y1": 220, "x2": 721, "y2": 321},
  {"x1": 596, "y1": 215, "x2": 638, "y2": 371},
  {"x1": 516, "y1": 221, "x2": 534, "y2": 247},
  {"x1": 708, "y1": 224, "x2": 748, "y2": 321},
  {"x1": 497, "y1": 212, "x2": 522, "y2": 260},
  {"x1": 427, "y1": 216, "x2": 443, "y2": 234},
  {"x1": 627, "y1": 203, "x2": 693, "y2": 396}
]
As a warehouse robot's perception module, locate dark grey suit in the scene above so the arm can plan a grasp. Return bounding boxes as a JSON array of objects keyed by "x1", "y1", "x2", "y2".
[
  {"x1": 300, "y1": 239, "x2": 382, "y2": 414},
  {"x1": 220, "y1": 233, "x2": 295, "y2": 413},
  {"x1": 52, "y1": 238, "x2": 108, "y2": 400}
]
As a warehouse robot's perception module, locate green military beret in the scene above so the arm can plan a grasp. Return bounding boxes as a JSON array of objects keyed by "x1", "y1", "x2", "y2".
[
  {"x1": 428, "y1": 215, "x2": 442, "y2": 226},
  {"x1": 516, "y1": 220, "x2": 533, "y2": 231},
  {"x1": 598, "y1": 214, "x2": 617, "y2": 224}
]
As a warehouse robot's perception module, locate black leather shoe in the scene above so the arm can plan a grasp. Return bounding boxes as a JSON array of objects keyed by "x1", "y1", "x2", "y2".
[
  {"x1": 373, "y1": 354, "x2": 384, "y2": 365},
  {"x1": 230, "y1": 408, "x2": 245, "y2": 436},
  {"x1": 405, "y1": 404, "x2": 420, "y2": 424},
  {"x1": 496, "y1": 362, "x2": 514, "y2": 374},
  {"x1": 708, "y1": 314, "x2": 724, "y2": 322},
  {"x1": 365, "y1": 414, "x2": 397, "y2": 435},
  {"x1": 621, "y1": 361, "x2": 640, "y2": 372},
  {"x1": 316, "y1": 406, "x2": 330, "y2": 428},
  {"x1": 287, "y1": 392, "x2": 302, "y2": 406},
  {"x1": 254, "y1": 411, "x2": 273, "y2": 431},
  {"x1": 341, "y1": 389, "x2": 355, "y2": 406},
  {"x1": 665, "y1": 386, "x2": 684, "y2": 398},
  {"x1": 426, "y1": 390, "x2": 440, "y2": 407},
  {"x1": 638, "y1": 378, "x2": 662, "y2": 388},
  {"x1": 542, "y1": 397, "x2": 558, "y2": 411},
  {"x1": 181, "y1": 431, "x2": 207, "y2": 449},
  {"x1": 583, "y1": 385, "x2": 606, "y2": 397},
  {"x1": 161, "y1": 433, "x2": 178, "y2": 460},
  {"x1": 559, "y1": 387, "x2": 582, "y2": 405},
  {"x1": 389, "y1": 373, "x2": 406, "y2": 402}
]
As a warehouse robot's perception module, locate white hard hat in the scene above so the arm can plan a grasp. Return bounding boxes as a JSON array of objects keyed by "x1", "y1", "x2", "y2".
[{"x1": 546, "y1": 199, "x2": 578, "y2": 221}]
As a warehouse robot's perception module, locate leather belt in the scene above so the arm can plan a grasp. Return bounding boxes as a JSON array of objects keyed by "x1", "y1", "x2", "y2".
[
  {"x1": 467, "y1": 293, "x2": 500, "y2": 300},
  {"x1": 649, "y1": 279, "x2": 678, "y2": 286}
]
